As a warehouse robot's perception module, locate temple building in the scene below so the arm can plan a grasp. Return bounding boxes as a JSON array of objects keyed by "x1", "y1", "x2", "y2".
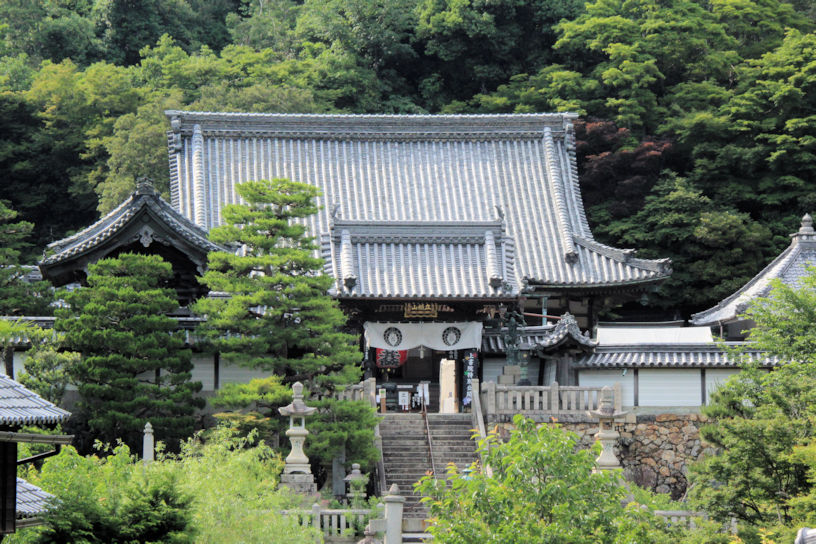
[
  {"x1": 158, "y1": 112, "x2": 671, "y2": 408},
  {"x1": 34, "y1": 113, "x2": 816, "y2": 414}
]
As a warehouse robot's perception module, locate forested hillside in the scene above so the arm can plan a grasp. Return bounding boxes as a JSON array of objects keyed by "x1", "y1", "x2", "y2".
[{"x1": 1, "y1": 0, "x2": 814, "y2": 318}]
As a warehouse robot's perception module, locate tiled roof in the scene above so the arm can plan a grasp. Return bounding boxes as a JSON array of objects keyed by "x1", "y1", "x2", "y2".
[
  {"x1": 165, "y1": 112, "x2": 670, "y2": 293},
  {"x1": 40, "y1": 182, "x2": 224, "y2": 268},
  {"x1": 0, "y1": 374, "x2": 70, "y2": 426},
  {"x1": 16, "y1": 478, "x2": 53, "y2": 519},
  {"x1": 322, "y1": 219, "x2": 516, "y2": 298},
  {"x1": 481, "y1": 314, "x2": 596, "y2": 353},
  {"x1": 574, "y1": 343, "x2": 780, "y2": 368},
  {"x1": 692, "y1": 214, "x2": 816, "y2": 326}
]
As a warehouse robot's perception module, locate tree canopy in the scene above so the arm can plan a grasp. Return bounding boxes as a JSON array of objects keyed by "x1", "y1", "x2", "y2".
[
  {"x1": 57, "y1": 252, "x2": 204, "y2": 452},
  {"x1": 0, "y1": 0, "x2": 814, "y2": 319}
]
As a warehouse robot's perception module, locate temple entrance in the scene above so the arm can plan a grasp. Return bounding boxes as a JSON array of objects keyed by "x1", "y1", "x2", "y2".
[
  {"x1": 370, "y1": 346, "x2": 480, "y2": 414},
  {"x1": 364, "y1": 321, "x2": 483, "y2": 414}
]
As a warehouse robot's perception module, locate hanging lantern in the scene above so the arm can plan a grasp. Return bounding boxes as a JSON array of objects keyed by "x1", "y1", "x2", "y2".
[{"x1": 375, "y1": 349, "x2": 408, "y2": 368}]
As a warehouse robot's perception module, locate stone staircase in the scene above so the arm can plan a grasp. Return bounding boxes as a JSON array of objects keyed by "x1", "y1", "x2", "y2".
[{"x1": 379, "y1": 413, "x2": 479, "y2": 518}]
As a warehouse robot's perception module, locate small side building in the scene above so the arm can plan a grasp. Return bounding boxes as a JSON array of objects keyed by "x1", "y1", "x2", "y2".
[{"x1": 0, "y1": 373, "x2": 72, "y2": 535}]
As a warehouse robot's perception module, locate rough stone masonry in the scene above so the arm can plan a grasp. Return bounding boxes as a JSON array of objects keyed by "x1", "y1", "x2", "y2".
[{"x1": 495, "y1": 413, "x2": 713, "y2": 499}]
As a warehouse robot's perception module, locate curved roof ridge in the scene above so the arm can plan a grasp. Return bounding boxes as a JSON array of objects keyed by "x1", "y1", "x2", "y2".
[
  {"x1": 573, "y1": 235, "x2": 671, "y2": 273},
  {"x1": 41, "y1": 183, "x2": 224, "y2": 268},
  {"x1": 692, "y1": 213, "x2": 816, "y2": 326}
]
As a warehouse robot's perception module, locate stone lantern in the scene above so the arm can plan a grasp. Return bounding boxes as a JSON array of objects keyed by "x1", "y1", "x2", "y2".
[
  {"x1": 589, "y1": 385, "x2": 627, "y2": 471},
  {"x1": 279, "y1": 382, "x2": 317, "y2": 493},
  {"x1": 344, "y1": 463, "x2": 368, "y2": 502}
]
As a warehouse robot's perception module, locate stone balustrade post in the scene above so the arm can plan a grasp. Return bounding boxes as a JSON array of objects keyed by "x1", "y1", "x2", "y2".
[
  {"x1": 383, "y1": 484, "x2": 405, "y2": 544},
  {"x1": 485, "y1": 381, "x2": 496, "y2": 415},
  {"x1": 365, "y1": 377, "x2": 377, "y2": 408},
  {"x1": 550, "y1": 381, "x2": 560, "y2": 413},
  {"x1": 312, "y1": 503, "x2": 321, "y2": 531}
]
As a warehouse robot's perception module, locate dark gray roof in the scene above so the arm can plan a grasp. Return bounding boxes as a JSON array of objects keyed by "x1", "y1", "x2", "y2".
[
  {"x1": 16, "y1": 478, "x2": 52, "y2": 519},
  {"x1": 323, "y1": 219, "x2": 516, "y2": 298},
  {"x1": 40, "y1": 182, "x2": 224, "y2": 269},
  {"x1": 574, "y1": 343, "x2": 779, "y2": 368},
  {"x1": 482, "y1": 314, "x2": 596, "y2": 353},
  {"x1": 165, "y1": 112, "x2": 670, "y2": 294},
  {"x1": 0, "y1": 374, "x2": 70, "y2": 426},
  {"x1": 692, "y1": 214, "x2": 816, "y2": 326}
]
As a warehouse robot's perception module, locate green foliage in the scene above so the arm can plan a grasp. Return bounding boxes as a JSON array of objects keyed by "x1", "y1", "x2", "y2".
[
  {"x1": 170, "y1": 426, "x2": 320, "y2": 544},
  {"x1": 8, "y1": 427, "x2": 318, "y2": 544},
  {"x1": 18, "y1": 346, "x2": 79, "y2": 405},
  {"x1": 690, "y1": 269, "x2": 816, "y2": 530},
  {"x1": 0, "y1": 199, "x2": 54, "y2": 315},
  {"x1": 194, "y1": 179, "x2": 361, "y2": 390},
  {"x1": 12, "y1": 443, "x2": 194, "y2": 544},
  {"x1": 604, "y1": 173, "x2": 774, "y2": 312},
  {"x1": 57, "y1": 253, "x2": 204, "y2": 452},
  {"x1": 678, "y1": 30, "x2": 816, "y2": 234},
  {"x1": 195, "y1": 178, "x2": 369, "y2": 475},
  {"x1": 416, "y1": 415, "x2": 675, "y2": 543}
]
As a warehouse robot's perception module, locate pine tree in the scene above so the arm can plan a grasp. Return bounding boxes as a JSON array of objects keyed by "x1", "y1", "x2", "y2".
[
  {"x1": 0, "y1": 199, "x2": 54, "y2": 316},
  {"x1": 57, "y1": 253, "x2": 203, "y2": 451},
  {"x1": 193, "y1": 178, "x2": 361, "y2": 390},
  {"x1": 193, "y1": 179, "x2": 370, "y2": 475}
]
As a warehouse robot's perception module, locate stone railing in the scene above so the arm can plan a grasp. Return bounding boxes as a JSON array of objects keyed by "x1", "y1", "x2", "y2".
[
  {"x1": 281, "y1": 504, "x2": 371, "y2": 543},
  {"x1": 335, "y1": 377, "x2": 377, "y2": 407},
  {"x1": 654, "y1": 510, "x2": 701, "y2": 528},
  {"x1": 481, "y1": 381, "x2": 622, "y2": 418}
]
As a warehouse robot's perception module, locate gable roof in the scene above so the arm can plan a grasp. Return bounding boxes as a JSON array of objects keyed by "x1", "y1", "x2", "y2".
[
  {"x1": 692, "y1": 214, "x2": 816, "y2": 326},
  {"x1": 322, "y1": 218, "x2": 517, "y2": 298},
  {"x1": 165, "y1": 112, "x2": 670, "y2": 294},
  {"x1": 0, "y1": 374, "x2": 70, "y2": 426},
  {"x1": 39, "y1": 181, "x2": 225, "y2": 285}
]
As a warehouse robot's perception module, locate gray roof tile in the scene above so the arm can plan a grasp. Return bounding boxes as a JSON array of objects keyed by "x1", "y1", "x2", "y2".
[
  {"x1": 41, "y1": 182, "x2": 224, "y2": 267},
  {"x1": 323, "y1": 219, "x2": 516, "y2": 298},
  {"x1": 692, "y1": 214, "x2": 816, "y2": 326},
  {"x1": 16, "y1": 478, "x2": 52, "y2": 519},
  {"x1": 575, "y1": 343, "x2": 779, "y2": 368},
  {"x1": 165, "y1": 112, "x2": 670, "y2": 293},
  {"x1": 0, "y1": 374, "x2": 70, "y2": 426}
]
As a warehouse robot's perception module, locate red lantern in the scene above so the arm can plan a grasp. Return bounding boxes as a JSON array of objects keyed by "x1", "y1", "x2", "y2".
[{"x1": 375, "y1": 348, "x2": 408, "y2": 368}]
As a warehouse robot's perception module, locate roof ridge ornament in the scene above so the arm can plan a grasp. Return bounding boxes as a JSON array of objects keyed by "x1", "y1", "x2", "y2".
[
  {"x1": 135, "y1": 178, "x2": 157, "y2": 195},
  {"x1": 798, "y1": 213, "x2": 814, "y2": 235}
]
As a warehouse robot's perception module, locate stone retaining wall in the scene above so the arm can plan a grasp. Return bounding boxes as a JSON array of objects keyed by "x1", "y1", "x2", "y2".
[{"x1": 493, "y1": 413, "x2": 712, "y2": 499}]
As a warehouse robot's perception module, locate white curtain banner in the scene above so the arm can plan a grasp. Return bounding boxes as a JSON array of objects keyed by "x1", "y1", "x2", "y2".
[{"x1": 364, "y1": 322, "x2": 483, "y2": 351}]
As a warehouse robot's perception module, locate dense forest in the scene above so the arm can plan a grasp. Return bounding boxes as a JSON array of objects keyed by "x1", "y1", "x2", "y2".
[{"x1": 1, "y1": 0, "x2": 814, "y2": 318}]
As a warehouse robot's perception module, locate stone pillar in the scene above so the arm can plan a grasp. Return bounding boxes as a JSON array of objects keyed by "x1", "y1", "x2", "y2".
[
  {"x1": 383, "y1": 484, "x2": 405, "y2": 544},
  {"x1": 332, "y1": 446, "x2": 347, "y2": 498},
  {"x1": 142, "y1": 422, "x2": 154, "y2": 465},
  {"x1": 439, "y1": 359, "x2": 457, "y2": 413}
]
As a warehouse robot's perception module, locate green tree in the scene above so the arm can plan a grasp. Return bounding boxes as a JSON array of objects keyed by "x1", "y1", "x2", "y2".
[
  {"x1": 15, "y1": 443, "x2": 195, "y2": 544},
  {"x1": 18, "y1": 346, "x2": 79, "y2": 405},
  {"x1": 0, "y1": 199, "x2": 54, "y2": 316},
  {"x1": 415, "y1": 0, "x2": 583, "y2": 110},
  {"x1": 417, "y1": 415, "x2": 674, "y2": 543},
  {"x1": 56, "y1": 253, "x2": 204, "y2": 452},
  {"x1": 676, "y1": 30, "x2": 816, "y2": 236},
  {"x1": 193, "y1": 179, "x2": 371, "y2": 475},
  {"x1": 690, "y1": 268, "x2": 816, "y2": 535},
  {"x1": 604, "y1": 174, "x2": 774, "y2": 313},
  {"x1": 7, "y1": 427, "x2": 319, "y2": 544},
  {"x1": 193, "y1": 178, "x2": 361, "y2": 389}
]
